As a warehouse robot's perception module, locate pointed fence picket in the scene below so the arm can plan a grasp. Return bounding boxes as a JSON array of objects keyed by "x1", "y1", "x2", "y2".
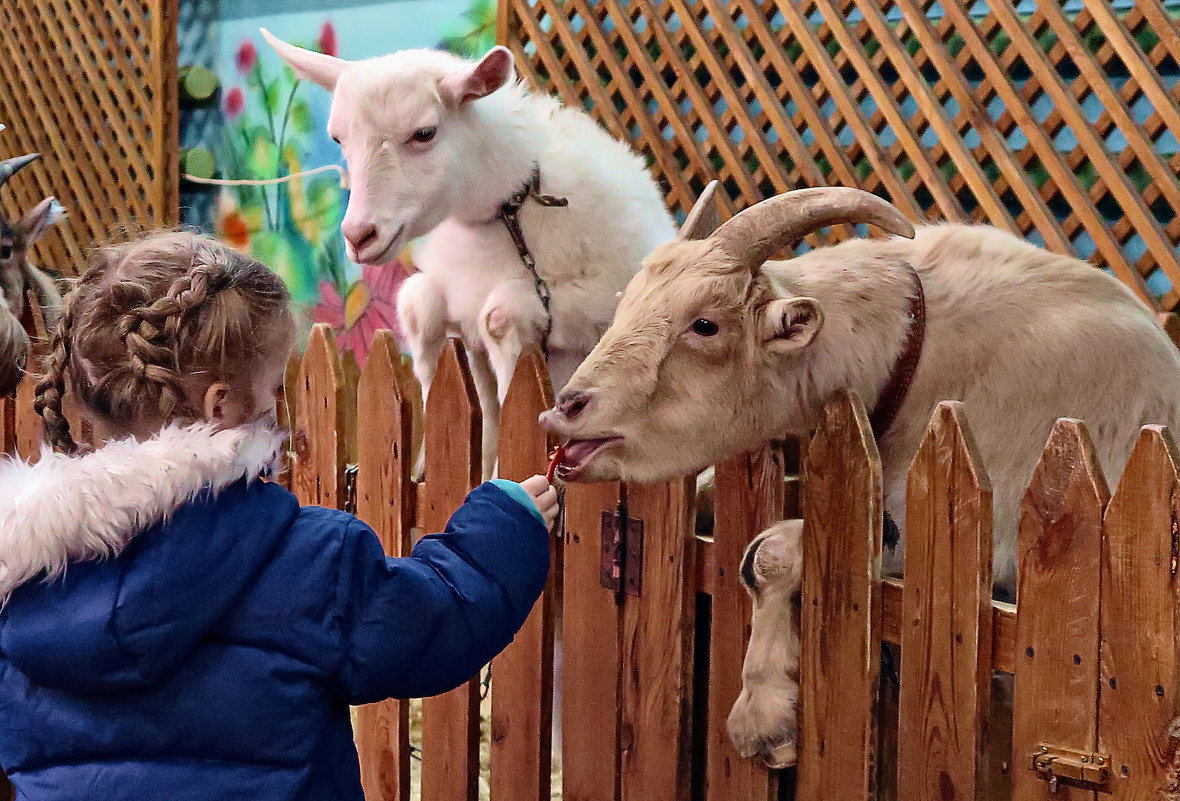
[{"x1": 8, "y1": 329, "x2": 1180, "y2": 801}]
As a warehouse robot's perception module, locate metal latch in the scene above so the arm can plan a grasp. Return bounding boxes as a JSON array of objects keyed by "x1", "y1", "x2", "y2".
[
  {"x1": 343, "y1": 464, "x2": 359, "y2": 515},
  {"x1": 1031, "y1": 744, "x2": 1110, "y2": 793},
  {"x1": 600, "y1": 506, "x2": 644, "y2": 598}
]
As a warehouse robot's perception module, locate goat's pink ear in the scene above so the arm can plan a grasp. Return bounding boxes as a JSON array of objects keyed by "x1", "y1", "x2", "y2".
[
  {"x1": 440, "y1": 46, "x2": 515, "y2": 106},
  {"x1": 17, "y1": 198, "x2": 66, "y2": 243},
  {"x1": 261, "y1": 28, "x2": 348, "y2": 90}
]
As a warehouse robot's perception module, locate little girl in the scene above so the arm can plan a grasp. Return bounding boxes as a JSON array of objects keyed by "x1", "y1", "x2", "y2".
[{"x1": 0, "y1": 231, "x2": 557, "y2": 801}]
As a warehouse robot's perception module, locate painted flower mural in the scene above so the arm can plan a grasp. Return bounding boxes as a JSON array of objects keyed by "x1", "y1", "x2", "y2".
[
  {"x1": 215, "y1": 22, "x2": 345, "y2": 316},
  {"x1": 313, "y1": 259, "x2": 408, "y2": 368}
]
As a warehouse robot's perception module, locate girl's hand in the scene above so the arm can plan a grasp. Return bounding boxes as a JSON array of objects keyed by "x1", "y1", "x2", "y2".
[{"x1": 520, "y1": 475, "x2": 559, "y2": 529}]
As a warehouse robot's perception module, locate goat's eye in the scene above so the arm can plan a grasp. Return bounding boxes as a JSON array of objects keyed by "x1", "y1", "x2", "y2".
[
  {"x1": 410, "y1": 126, "x2": 438, "y2": 143},
  {"x1": 0, "y1": 245, "x2": 11, "y2": 261},
  {"x1": 691, "y1": 318, "x2": 719, "y2": 337}
]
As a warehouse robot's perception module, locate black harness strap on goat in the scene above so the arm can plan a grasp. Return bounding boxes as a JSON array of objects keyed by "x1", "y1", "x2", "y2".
[
  {"x1": 870, "y1": 262, "x2": 926, "y2": 550},
  {"x1": 496, "y1": 166, "x2": 568, "y2": 358}
]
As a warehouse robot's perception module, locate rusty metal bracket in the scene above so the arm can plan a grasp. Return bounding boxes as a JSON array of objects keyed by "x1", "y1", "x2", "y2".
[
  {"x1": 1031, "y1": 744, "x2": 1110, "y2": 793},
  {"x1": 600, "y1": 507, "x2": 644, "y2": 598}
]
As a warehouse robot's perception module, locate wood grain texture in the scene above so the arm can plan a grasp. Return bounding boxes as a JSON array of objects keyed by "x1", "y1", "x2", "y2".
[
  {"x1": 1012, "y1": 419, "x2": 1109, "y2": 801},
  {"x1": 706, "y1": 446, "x2": 784, "y2": 801},
  {"x1": 0, "y1": 0, "x2": 178, "y2": 276},
  {"x1": 899, "y1": 402, "x2": 994, "y2": 801},
  {"x1": 621, "y1": 477, "x2": 697, "y2": 801},
  {"x1": 353, "y1": 331, "x2": 413, "y2": 801},
  {"x1": 13, "y1": 344, "x2": 44, "y2": 462},
  {"x1": 291, "y1": 325, "x2": 346, "y2": 508},
  {"x1": 561, "y1": 480, "x2": 622, "y2": 801},
  {"x1": 0, "y1": 392, "x2": 13, "y2": 456},
  {"x1": 491, "y1": 350, "x2": 557, "y2": 801},
  {"x1": 1099, "y1": 426, "x2": 1180, "y2": 801},
  {"x1": 420, "y1": 339, "x2": 482, "y2": 801},
  {"x1": 798, "y1": 390, "x2": 883, "y2": 801},
  {"x1": 500, "y1": 0, "x2": 1180, "y2": 309}
]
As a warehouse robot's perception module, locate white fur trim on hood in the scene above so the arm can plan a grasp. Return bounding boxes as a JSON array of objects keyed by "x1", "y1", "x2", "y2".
[{"x1": 0, "y1": 422, "x2": 285, "y2": 602}]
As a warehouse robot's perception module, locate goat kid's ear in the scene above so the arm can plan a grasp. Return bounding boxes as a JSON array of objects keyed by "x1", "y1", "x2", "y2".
[
  {"x1": 762, "y1": 297, "x2": 823, "y2": 353},
  {"x1": 261, "y1": 28, "x2": 348, "y2": 90},
  {"x1": 440, "y1": 46, "x2": 515, "y2": 106},
  {"x1": 17, "y1": 198, "x2": 66, "y2": 243}
]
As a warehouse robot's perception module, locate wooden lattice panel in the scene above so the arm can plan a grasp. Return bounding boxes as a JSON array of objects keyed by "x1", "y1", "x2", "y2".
[
  {"x1": 0, "y1": 0, "x2": 179, "y2": 276},
  {"x1": 500, "y1": 0, "x2": 1180, "y2": 311}
]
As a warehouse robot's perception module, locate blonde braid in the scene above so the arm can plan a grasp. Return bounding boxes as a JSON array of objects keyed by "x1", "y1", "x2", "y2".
[{"x1": 33, "y1": 296, "x2": 78, "y2": 453}]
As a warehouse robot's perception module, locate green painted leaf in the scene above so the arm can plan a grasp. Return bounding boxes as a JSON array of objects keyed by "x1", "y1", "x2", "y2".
[
  {"x1": 247, "y1": 136, "x2": 280, "y2": 178},
  {"x1": 290, "y1": 100, "x2": 313, "y2": 135}
]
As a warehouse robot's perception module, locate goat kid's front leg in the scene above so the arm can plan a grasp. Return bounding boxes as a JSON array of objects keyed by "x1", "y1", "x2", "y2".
[
  {"x1": 467, "y1": 348, "x2": 500, "y2": 480},
  {"x1": 478, "y1": 281, "x2": 546, "y2": 405},
  {"x1": 396, "y1": 272, "x2": 448, "y2": 481}
]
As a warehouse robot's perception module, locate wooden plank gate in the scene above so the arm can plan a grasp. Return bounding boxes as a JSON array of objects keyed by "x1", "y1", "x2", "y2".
[{"x1": 6, "y1": 326, "x2": 1180, "y2": 801}]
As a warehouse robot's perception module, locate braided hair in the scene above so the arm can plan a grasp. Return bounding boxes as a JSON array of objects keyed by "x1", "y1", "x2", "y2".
[{"x1": 33, "y1": 231, "x2": 291, "y2": 452}]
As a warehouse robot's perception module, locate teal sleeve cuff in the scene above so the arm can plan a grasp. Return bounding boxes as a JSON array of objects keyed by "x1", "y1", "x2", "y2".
[{"x1": 488, "y1": 479, "x2": 545, "y2": 526}]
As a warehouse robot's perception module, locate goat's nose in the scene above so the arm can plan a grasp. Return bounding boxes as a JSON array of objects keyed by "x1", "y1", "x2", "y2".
[
  {"x1": 342, "y1": 221, "x2": 378, "y2": 252},
  {"x1": 555, "y1": 389, "x2": 593, "y2": 421}
]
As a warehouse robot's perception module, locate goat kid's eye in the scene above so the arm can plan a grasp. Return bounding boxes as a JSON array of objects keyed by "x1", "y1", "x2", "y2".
[
  {"x1": 0, "y1": 245, "x2": 11, "y2": 261},
  {"x1": 691, "y1": 318, "x2": 720, "y2": 337},
  {"x1": 409, "y1": 126, "x2": 438, "y2": 144}
]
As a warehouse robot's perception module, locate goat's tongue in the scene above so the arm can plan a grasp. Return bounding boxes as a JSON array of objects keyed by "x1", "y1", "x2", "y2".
[{"x1": 561, "y1": 438, "x2": 617, "y2": 467}]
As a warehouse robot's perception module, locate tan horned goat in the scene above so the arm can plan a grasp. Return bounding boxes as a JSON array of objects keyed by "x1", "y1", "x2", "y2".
[{"x1": 541, "y1": 183, "x2": 1180, "y2": 767}]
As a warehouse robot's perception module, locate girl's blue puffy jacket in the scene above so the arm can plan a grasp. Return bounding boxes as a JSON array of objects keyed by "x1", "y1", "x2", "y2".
[{"x1": 0, "y1": 423, "x2": 551, "y2": 801}]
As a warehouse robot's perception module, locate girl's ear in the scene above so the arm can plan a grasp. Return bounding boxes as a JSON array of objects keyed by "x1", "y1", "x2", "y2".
[{"x1": 202, "y1": 381, "x2": 233, "y2": 424}]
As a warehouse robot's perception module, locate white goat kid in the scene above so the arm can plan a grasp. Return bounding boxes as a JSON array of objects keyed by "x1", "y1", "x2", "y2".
[
  {"x1": 542, "y1": 184, "x2": 1180, "y2": 767},
  {"x1": 263, "y1": 33, "x2": 676, "y2": 476}
]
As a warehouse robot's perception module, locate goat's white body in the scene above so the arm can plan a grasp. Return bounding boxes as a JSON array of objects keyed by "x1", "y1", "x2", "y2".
[
  {"x1": 397, "y1": 84, "x2": 676, "y2": 474},
  {"x1": 767, "y1": 224, "x2": 1180, "y2": 593}
]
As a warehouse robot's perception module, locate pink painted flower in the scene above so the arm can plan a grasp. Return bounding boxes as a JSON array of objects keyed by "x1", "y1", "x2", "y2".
[
  {"x1": 313, "y1": 260, "x2": 406, "y2": 366},
  {"x1": 318, "y1": 22, "x2": 338, "y2": 58},
  {"x1": 223, "y1": 86, "x2": 245, "y2": 119},
  {"x1": 237, "y1": 40, "x2": 258, "y2": 74}
]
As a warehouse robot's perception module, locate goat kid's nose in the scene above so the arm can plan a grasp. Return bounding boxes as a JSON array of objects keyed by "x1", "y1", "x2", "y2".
[
  {"x1": 555, "y1": 390, "x2": 593, "y2": 421},
  {"x1": 342, "y1": 220, "x2": 378, "y2": 251}
]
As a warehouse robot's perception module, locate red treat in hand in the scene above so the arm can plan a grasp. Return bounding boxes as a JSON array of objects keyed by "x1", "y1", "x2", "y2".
[{"x1": 546, "y1": 445, "x2": 566, "y2": 483}]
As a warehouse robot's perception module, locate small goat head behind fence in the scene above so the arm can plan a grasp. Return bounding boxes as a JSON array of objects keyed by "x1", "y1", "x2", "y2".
[{"x1": 0, "y1": 151, "x2": 66, "y2": 396}]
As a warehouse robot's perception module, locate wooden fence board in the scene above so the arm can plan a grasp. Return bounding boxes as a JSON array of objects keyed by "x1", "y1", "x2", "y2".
[
  {"x1": 290, "y1": 324, "x2": 345, "y2": 508},
  {"x1": 353, "y1": 331, "x2": 413, "y2": 801},
  {"x1": 561, "y1": 480, "x2": 622, "y2": 801},
  {"x1": 420, "y1": 339, "x2": 482, "y2": 801},
  {"x1": 1012, "y1": 420, "x2": 1109, "y2": 801},
  {"x1": 1, "y1": 393, "x2": 13, "y2": 456},
  {"x1": 705, "y1": 446, "x2": 783, "y2": 801},
  {"x1": 491, "y1": 349, "x2": 556, "y2": 801},
  {"x1": 899, "y1": 402, "x2": 994, "y2": 801},
  {"x1": 1099, "y1": 426, "x2": 1180, "y2": 800},
  {"x1": 620, "y1": 477, "x2": 697, "y2": 801},
  {"x1": 798, "y1": 390, "x2": 883, "y2": 801},
  {"x1": 13, "y1": 348, "x2": 44, "y2": 461}
]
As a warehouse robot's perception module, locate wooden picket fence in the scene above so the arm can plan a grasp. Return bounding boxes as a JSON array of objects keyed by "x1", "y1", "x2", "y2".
[{"x1": 4, "y1": 323, "x2": 1180, "y2": 801}]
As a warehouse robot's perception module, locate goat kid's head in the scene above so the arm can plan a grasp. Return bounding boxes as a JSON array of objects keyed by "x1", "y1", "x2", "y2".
[
  {"x1": 540, "y1": 183, "x2": 914, "y2": 483},
  {"x1": 0, "y1": 152, "x2": 65, "y2": 396},
  {"x1": 263, "y1": 30, "x2": 515, "y2": 266}
]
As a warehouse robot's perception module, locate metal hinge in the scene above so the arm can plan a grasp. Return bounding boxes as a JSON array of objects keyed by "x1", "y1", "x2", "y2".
[
  {"x1": 600, "y1": 505, "x2": 644, "y2": 598},
  {"x1": 343, "y1": 464, "x2": 359, "y2": 515},
  {"x1": 1031, "y1": 744, "x2": 1111, "y2": 793}
]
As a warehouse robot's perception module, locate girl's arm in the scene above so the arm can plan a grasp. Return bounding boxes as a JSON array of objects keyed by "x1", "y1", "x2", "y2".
[{"x1": 330, "y1": 482, "x2": 551, "y2": 703}]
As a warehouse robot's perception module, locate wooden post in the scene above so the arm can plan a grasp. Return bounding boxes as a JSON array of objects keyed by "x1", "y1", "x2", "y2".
[
  {"x1": 1, "y1": 392, "x2": 13, "y2": 456},
  {"x1": 291, "y1": 324, "x2": 346, "y2": 508},
  {"x1": 797, "y1": 390, "x2": 883, "y2": 801},
  {"x1": 562, "y1": 477, "x2": 623, "y2": 801},
  {"x1": 619, "y1": 476, "x2": 697, "y2": 801},
  {"x1": 1099, "y1": 426, "x2": 1180, "y2": 800},
  {"x1": 490, "y1": 349, "x2": 556, "y2": 801},
  {"x1": 706, "y1": 445, "x2": 784, "y2": 801},
  {"x1": 899, "y1": 402, "x2": 994, "y2": 801},
  {"x1": 1012, "y1": 420, "x2": 1109, "y2": 801},
  {"x1": 420, "y1": 339, "x2": 482, "y2": 801},
  {"x1": 353, "y1": 331, "x2": 414, "y2": 801},
  {"x1": 13, "y1": 349, "x2": 44, "y2": 461}
]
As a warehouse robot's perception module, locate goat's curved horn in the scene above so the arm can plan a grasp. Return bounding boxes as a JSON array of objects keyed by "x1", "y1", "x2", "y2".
[
  {"x1": 0, "y1": 153, "x2": 40, "y2": 193},
  {"x1": 679, "y1": 180, "x2": 721, "y2": 241},
  {"x1": 713, "y1": 187, "x2": 915, "y2": 271}
]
